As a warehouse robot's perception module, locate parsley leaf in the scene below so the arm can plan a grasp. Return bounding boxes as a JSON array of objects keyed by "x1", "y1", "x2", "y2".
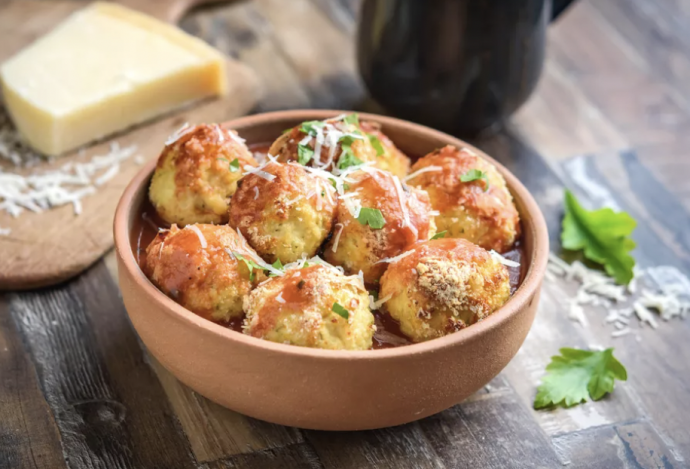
[
  {"x1": 368, "y1": 290, "x2": 379, "y2": 302},
  {"x1": 368, "y1": 134, "x2": 385, "y2": 156},
  {"x1": 232, "y1": 252, "x2": 263, "y2": 281},
  {"x1": 229, "y1": 158, "x2": 241, "y2": 173},
  {"x1": 460, "y1": 169, "x2": 489, "y2": 191},
  {"x1": 534, "y1": 348, "x2": 627, "y2": 409},
  {"x1": 343, "y1": 113, "x2": 359, "y2": 126},
  {"x1": 332, "y1": 302, "x2": 349, "y2": 319},
  {"x1": 357, "y1": 208, "x2": 386, "y2": 229},
  {"x1": 282, "y1": 127, "x2": 293, "y2": 135},
  {"x1": 562, "y1": 190, "x2": 636, "y2": 285},
  {"x1": 297, "y1": 144, "x2": 314, "y2": 165},
  {"x1": 300, "y1": 120, "x2": 324, "y2": 136},
  {"x1": 431, "y1": 231, "x2": 447, "y2": 240},
  {"x1": 269, "y1": 259, "x2": 284, "y2": 277}
]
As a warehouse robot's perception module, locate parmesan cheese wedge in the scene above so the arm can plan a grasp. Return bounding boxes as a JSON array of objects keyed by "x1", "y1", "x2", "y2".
[{"x1": 0, "y1": 2, "x2": 227, "y2": 157}]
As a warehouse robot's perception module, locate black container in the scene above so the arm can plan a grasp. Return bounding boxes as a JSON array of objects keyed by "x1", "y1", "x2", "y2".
[{"x1": 357, "y1": 0, "x2": 575, "y2": 136}]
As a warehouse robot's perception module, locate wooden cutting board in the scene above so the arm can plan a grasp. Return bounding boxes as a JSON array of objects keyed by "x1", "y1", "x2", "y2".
[{"x1": 0, "y1": 0, "x2": 260, "y2": 290}]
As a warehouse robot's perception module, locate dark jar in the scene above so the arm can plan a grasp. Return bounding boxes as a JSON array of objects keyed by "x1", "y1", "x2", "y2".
[{"x1": 357, "y1": 0, "x2": 572, "y2": 136}]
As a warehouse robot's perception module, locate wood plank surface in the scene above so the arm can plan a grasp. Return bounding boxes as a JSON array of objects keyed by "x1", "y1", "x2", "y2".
[{"x1": 2, "y1": 0, "x2": 690, "y2": 468}]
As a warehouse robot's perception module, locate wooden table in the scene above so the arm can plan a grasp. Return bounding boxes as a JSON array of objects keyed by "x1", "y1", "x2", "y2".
[{"x1": 2, "y1": 0, "x2": 690, "y2": 468}]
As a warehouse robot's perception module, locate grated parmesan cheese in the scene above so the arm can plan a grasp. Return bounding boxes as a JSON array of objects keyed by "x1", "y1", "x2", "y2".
[
  {"x1": 331, "y1": 223, "x2": 344, "y2": 253},
  {"x1": 276, "y1": 292, "x2": 286, "y2": 304},
  {"x1": 0, "y1": 142, "x2": 138, "y2": 217},
  {"x1": 547, "y1": 252, "x2": 690, "y2": 336},
  {"x1": 490, "y1": 250, "x2": 520, "y2": 268},
  {"x1": 404, "y1": 165, "x2": 442, "y2": 182},
  {"x1": 188, "y1": 225, "x2": 207, "y2": 249},
  {"x1": 253, "y1": 186, "x2": 259, "y2": 200},
  {"x1": 165, "y1": 123, "x2": 193, "y2": 145},
  {"x1": 375, "y1": 249, "x2": 413, "y2": 265}
]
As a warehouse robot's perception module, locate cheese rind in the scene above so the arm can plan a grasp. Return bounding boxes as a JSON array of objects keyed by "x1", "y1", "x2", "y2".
[{"x1": 0, "y1": 2, "x2": 227, "y2": 157}]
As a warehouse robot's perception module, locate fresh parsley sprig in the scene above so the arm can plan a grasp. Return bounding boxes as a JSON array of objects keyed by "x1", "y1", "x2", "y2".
[
  {"x1": 332, "y1": 302, "x2": 349, "y2": 319},
  {"x1": 431, "y1": 231, "x2": 447, "y2": 240},
  {"x1": 460, "y1": 169, "x2": 489, "y2": 191},
  {"x1": 232, "y1": 252, "x2": 263, "y2": 281},
  {"x1": 534, "y1": 347, "x2": 627, "y2": 409},
  {"x1": 561, "y1": 190, "x2": 636, "y2": 285},
  {"x1": 357, "y1": 207, "x2": 386, "y2": 229}
]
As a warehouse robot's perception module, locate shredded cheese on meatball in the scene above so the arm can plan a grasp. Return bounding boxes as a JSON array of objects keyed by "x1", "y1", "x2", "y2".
[
  {"x1": 332, "y1": 223, "x2": 344, "y2": 252},
  {"x1": 243, "y1": 162, "x2": 276, "y2": 182},
  {"x1": 392, "y1": 174, "x2": 417, "y2": 238},
  {"x1": 187, "y1": 225, "x2": 208, "y2": 249},
  {"x1": 404, "y1": 165, "x2": 443, "y2": 182},
  {"x1": 375, "y1": 250, "x2": 414, "y2": 265},
  {"x1": 165, "y1": 123, "x2": 193, "y2": 145},
  {"x1": 489, "y1": 250, "x2": 520, "y2": 267}
]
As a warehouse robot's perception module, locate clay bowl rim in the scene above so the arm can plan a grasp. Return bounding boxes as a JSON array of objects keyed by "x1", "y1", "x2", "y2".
[{"x1": 114, "y1": 109, "x2": 549, "y2": 360}]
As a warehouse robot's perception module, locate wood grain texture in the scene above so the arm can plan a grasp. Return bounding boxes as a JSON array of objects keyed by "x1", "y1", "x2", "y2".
[
  {"x1": 7, "y1": 262, "x2": 199, "y2": 468},
  {"x1": 0, "y1": 295, "x2": 67, "y2": 469},
  {"x1": 0, "y1": 0, "x2": 260, "y2": 290}
]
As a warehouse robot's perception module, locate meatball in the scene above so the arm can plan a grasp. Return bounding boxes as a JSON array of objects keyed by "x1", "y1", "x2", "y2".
[
  {"x1": 269, "y1": 115, "x2": 378, "y2": 172},
  {"x1": 243, "y1": 264, "x2": 376, "y2": 350},
  {"x1": 360, "y1": 120, "x2": 410, "y2": 178},
  {"x1": 145, "y1": 224, "x2": 264, "y2": 322},
  {"x1": 380, "y1": 238, "x2": 510, "y2": 342},
  {"x1": 229, "y1": 161, "x2": 337, "y2": 264},
  {"x1": 324, "y1": 168, "x2": 435, "y2": 284},
  {"x1": 149, "y1": 123, "x2": 257, "y2": 226},
  {"x1": 407, "y1": 145, "x2": 520, "y2": 253}
]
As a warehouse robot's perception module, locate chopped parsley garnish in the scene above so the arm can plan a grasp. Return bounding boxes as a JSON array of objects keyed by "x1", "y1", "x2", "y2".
[
  {"x1": 332, "y1": 302, "x2": 349, "y2": 319},
  {"x1": 297, "y1": 144, "x2": 314, "y2": 165},
  {"x1": 229, "y1": 158, "x2": 241, "y2": 173},
  {"x1": 431, "y1": 231, "x2": 447, "y2": 240},
  {"x1": 561, "y1": 190, "x2": 636, "y2": 285},
  {"x1": 343, "y1": 113, "x2": 359, "y2": 126},
  {"x1": 460, "y1": 169, "x2": 489, "y2": 191},
  {"x1": 369, "y1": 290, "x2": 379, "y2": 302},
  {"x1": 357, "y1": 207, "x2": 386, "y2": 229},
  {"x1": 300, "y1": 120, "x2": 324, "y2": 136},
  {"x1": 232, "y1": 252, "x2": 263, "y2": 281},
  {"x1": 337, "y1": 142, "x2": 364, "y2": 170},
  {"x1": 534, "y1": 347, "x2": 627, "y2": 409},
  {"x1": 269, "y1": 259, "x2": 284, "y2": 277},
  {"x1": 282, "y1": 127, "x2": 293, "y2": 134},
  {"x1": 368, "y1": 134, "x2": 385, "y2": 156}
]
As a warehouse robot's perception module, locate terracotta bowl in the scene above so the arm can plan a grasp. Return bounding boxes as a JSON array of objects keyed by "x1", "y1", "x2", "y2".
[{"x1": 113, "y1": 110, "x2": 548, "y2": 431}]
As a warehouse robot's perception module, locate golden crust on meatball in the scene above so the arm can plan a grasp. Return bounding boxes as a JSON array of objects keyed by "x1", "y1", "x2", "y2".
[
  {"x1": 229, "y1": 162, "x2": 337, "y2": 263},
  {"x1": 149, "y1": 124, "x2": 258, "y2": 226},
  {"x1": 380, "y1": 238, "x2": 510, "y2": 342},
  {"x1": 145, "y1": 224, "x2": 263, "y2": 322},
  {"x1": 324, "y1": 168, "x2": 435, "y2": 284},
  {"x1": 407, "y1": 145, "x2": 520, "y2": 253},
  {"x1": 269, "y1": 117, "x2": 378, "y2": 172},
  {"x1": 360, "y1": 120, "x2": 410, "y2": 178},
  {"x1": 243, "y1": 264, "x2": 376, "y2": 350}
]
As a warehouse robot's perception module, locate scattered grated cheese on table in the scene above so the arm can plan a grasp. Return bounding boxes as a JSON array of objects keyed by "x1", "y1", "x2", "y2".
[
  {"x1": 0, "y1": 141, "x2": 138, "y2": 217},
  {"x1": 547, "y1": 252, "x2": 690, "y2": 338}
]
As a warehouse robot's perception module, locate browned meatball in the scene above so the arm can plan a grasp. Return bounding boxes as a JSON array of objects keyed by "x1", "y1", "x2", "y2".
[
  {"x1": 359, "y1": 120, "x2": 411, "y2": 178},
  {"x1": 229, "y1": 162, "x2": 337, "y2": 263},
  {"x1": 380, "y1": 238, "x2": 511, "y2": 342},
  {"x1": 269, "y1": 116, "x2": 378, "y2": 172},
  {"x1": 145, "y1": 224, "x2": 264, "y2": 322},
  {"x1": 149, "y1": 123, "x2": 257, "y2": 226},
  {"x1": 324, "y1": 168, "x2": 435, "y2": 283},
  {"x1": 407, "y1": 145, "x2": 520, "y2": 253}
]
